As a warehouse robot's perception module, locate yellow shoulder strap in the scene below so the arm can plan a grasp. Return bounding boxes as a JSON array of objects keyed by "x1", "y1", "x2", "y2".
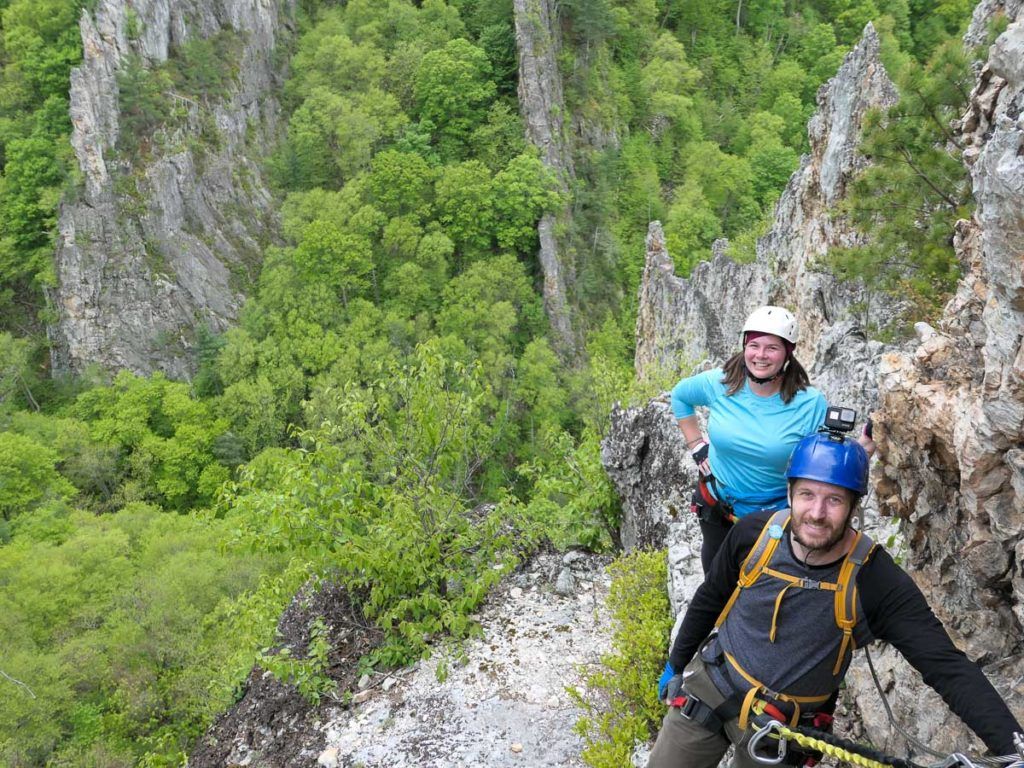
[
  {"x1": 715, "y1": 509, "x2": 791, "y2": 629},
  {"x1": 831, "y1": 530, "x2": 876, "y2": 674}
]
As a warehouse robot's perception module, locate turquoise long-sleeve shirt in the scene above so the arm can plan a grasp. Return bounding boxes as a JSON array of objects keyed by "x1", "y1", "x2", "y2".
[{"x1": 670, "y1": 368, "x2": 827, "y2": 517}]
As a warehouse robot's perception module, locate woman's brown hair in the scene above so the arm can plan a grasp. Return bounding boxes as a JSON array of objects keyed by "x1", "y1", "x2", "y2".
[{"x1": 720, "y1": 350, "x2": 811, "y2": 404}]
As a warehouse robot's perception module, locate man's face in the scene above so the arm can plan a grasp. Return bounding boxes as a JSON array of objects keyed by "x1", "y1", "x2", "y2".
[{"x1": 789, "y1": 478, "x2": 853, "y2": 553}]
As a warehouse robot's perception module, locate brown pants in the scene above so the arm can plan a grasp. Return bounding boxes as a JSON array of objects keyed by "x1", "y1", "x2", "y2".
[{"x1": 646, "y1": 657, "x2": 764, "y2": 768}]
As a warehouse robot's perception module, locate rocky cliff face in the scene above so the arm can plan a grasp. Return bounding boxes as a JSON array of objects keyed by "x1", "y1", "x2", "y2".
[
  {"x1": 606, "y1": 15, "x2": 1024, "y2": 755},
  {"x1": 49, "y1": 0, "x2": 290, "y2": 379},
  {"x1": 851, "y1": 4, "x2": 1024, "y2": 753},
  {"x1": 513, "y1": 0, "x2": 580, "y2": 361}
]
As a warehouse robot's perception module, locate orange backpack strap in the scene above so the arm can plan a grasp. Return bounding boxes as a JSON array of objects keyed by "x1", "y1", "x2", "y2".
[
  {"x1": 831, "y1": 530, "x2": 876, "y2": 675},
  {"x1": 715, "y1": 509, "x2": 791, "y2": 629}
]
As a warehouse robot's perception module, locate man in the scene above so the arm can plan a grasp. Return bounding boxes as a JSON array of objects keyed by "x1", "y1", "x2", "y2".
[{"x1": 649, "y1": 430, "x2": 1022, "y2": 768}]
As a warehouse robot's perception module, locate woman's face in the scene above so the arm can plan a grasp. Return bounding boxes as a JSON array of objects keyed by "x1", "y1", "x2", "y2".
[{"x1": 744, "y1": 333, "x2": 788, "y2": 379}]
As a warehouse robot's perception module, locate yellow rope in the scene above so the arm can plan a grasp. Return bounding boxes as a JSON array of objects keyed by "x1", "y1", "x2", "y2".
[{"x1": 773, "y1": 723, "x2": 897, "y2": 768}]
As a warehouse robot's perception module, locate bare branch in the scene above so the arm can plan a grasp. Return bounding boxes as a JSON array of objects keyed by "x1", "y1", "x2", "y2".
[
  {"x1": 896, "y1": 147, "x2": 962, "y2": 209},
  {"x1": 0, "y1": 668, "x2": 37, "y2": 699}
]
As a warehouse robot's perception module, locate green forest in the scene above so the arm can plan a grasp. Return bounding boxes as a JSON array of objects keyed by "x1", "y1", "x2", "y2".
[{"x1": 0, "y1": 0, "x2": 989, "y2": 764}]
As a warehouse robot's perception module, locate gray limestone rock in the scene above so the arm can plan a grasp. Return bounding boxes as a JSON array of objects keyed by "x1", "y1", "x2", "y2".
[
  {"x1": 513, "y1": 0, "x2": 579, "y2": 361},
  {"x1": 315, "y1": 553, "x2": 611, "y2": 768},
  {"x1": 601, "y1": 397, "x2": 694, "y2": 555},
  {"x1": 554, "y1": 566, "x2": 576, "y2": 596},
  {"x1": 50, "y1": 0, "x2": 291, "y2": 379},
  {"x1": 562, "y1": 549, "x2": 587, "y2": 567},
  {"x1": 600, "y1": 396, "x2": 706, "y2": 618},
  {"x1": 965, "y1": 0, "x2": 1024, "y2": 47},
  {"x1": 850, "y1": 7, "x2": 1024, "y2": 752}
]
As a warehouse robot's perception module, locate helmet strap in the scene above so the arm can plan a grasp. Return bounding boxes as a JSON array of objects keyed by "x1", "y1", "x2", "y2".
[{"x1": 745, "y1": 366, "x2": 782, "y2": 385}]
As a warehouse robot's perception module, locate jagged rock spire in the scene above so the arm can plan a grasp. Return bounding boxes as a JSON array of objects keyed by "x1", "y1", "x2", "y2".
[{"x1": 512, "y1": 0, "x2": 581, "y2": 362}]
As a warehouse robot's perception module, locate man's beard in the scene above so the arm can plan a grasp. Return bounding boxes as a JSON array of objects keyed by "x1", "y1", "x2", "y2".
[{"x1": 793, "y1": 519, "x2": 849, "y2": 554}]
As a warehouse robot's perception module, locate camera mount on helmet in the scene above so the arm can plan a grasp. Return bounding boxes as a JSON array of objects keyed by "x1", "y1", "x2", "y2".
[
  {"x1": 822, "y1": 406, "x2": 856, "y2": 442},
  {"x1": 787, "y1": 406, "x2": 869, "y2": 495}
]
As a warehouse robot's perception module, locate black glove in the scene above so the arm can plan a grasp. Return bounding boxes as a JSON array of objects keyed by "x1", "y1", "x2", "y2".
[
  {"x1": 690, "y1": 440, "x2": 712, "y2": 477},
  {"x1": 664, "y1": 673, "x2": 685, "y2": 705}
]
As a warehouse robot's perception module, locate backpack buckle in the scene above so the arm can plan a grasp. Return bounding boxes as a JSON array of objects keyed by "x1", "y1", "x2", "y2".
[{"x1": 678, "y1": 694, "x2": 701, "y2": 719}]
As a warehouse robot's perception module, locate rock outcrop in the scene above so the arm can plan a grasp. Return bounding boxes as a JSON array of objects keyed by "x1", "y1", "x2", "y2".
[
  {"x1": 848, "y1": 5, "x2": 1024, "y2": 754},
  {"x1": 192, "y1": 553, "x2": 613, "y2": 768},
  {"x1": 513, "y1": 0, "x2": 580, "y2": 361},
  {"x1": 49, "y1": 0, "x2": 290, "y2": 379},
  {"x1": 965, "y1": 0, "x2": 1024, "y2": 46},
  {"x1": 599, "y1": 396, "x2": 706, "y2": 614},
  {"x1": 635, "y1": 24, "x2": 899, "y2": 425}
]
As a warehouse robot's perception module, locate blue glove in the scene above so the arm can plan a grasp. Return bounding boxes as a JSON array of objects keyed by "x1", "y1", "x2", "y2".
[{"x1": 657, "y1": 660, "x2": 674, "y2": 700}]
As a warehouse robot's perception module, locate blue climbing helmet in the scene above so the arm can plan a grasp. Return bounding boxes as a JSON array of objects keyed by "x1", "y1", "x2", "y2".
[{"x1": 785, "y1": 432, "x2": 869, "y2": 496}]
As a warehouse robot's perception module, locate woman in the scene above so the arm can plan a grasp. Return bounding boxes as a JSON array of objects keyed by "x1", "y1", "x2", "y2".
[{"x1": 671, "y1": 305, "x2": 827, "y2": 573}]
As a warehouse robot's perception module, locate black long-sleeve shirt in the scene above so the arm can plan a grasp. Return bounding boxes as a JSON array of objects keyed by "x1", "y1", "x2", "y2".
[{"x1": 669, "y1": 510, "x2": 1022, "y2": 755}]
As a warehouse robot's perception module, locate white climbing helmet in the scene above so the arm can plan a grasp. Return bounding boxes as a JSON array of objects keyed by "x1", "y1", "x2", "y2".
[{"x1": 742, "y1": 305, "x2": 798, "y2": 345}]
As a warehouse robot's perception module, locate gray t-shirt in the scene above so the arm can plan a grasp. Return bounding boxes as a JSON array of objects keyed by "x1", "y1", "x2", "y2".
[{"x1": 717, "y1": 532, "x2": 873, "y2": 699}]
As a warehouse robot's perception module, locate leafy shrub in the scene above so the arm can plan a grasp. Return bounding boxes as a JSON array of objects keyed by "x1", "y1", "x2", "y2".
[
  {"x1": 570, "y1": 550, "x2": 673, "y2": 768},
  {"x1": 518, "y1": 427, "x2": 621, "y2": 551},
  {"x1": 258, "y1": 617, "x2": 336, "y2": 705},
  {"x1": 225, "y1": 342, "x2": 527, "y2": 667},
  {"x1": 69, "y1": 371, "x2": 231, "y2": 511},
  {"x1": 0, "y1": 0, "x2": 83, "y2": 327},
  {"x1": 0, "y1": 431, "x2": 75, "y2": 521}
]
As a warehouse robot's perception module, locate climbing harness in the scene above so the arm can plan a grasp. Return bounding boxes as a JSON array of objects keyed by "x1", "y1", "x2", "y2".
[
  {"x1": 692, "y1": 474, "x2": 738, "y2": 525},
  {"x1": 713, "y1": 508, "x2": 876, "y2": 729},
  {"x1": 746, "y1": 717, "x2": 1024, "y2": 768}
]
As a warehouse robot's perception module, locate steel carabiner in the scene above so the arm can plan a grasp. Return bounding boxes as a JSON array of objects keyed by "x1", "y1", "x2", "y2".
[{"x1": 747, "y1": 719, "x2": 788, "y2": 765}]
